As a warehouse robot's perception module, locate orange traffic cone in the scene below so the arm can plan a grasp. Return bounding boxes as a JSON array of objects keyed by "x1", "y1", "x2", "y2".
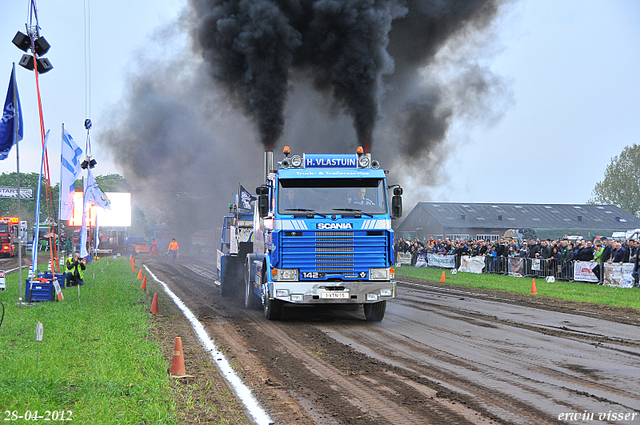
[
  {"x1": 140, "y1": 275, "x2": 147, "y2": 291},
  {"x1": 131, "y1": 261, "x2": 135, "y2": 272},
  {"x1": 169, "y1": 337, "x2": 192, "y2": 378},
  {"x1": 150, "y1": 293, "x2": 158, "y2": 315},
  {"x1": 137, "y1": 269, "x2": 143, "y2": 280},
  {"x1": 129, "y1": 254, "x2": 132, "y2": 260},
  {"x1": 531, "y1": 278, "x2": 537, "y2": 295},
  {"x1": 440, "y1": 270, "x2": 446, "y2": 283}
]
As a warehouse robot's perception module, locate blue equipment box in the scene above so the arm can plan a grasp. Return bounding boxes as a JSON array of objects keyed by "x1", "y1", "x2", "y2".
[
  {"x1": 25, "y1": 272, "x2": 67, "y2": 302},
  {"x1": 25, "y1": 279, "x2": 53, "y2": 302}
]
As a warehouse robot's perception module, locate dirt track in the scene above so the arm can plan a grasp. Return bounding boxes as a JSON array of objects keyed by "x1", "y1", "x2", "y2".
[{"x1": 15, "y1": 253, "x2": 638, "y2": 425}]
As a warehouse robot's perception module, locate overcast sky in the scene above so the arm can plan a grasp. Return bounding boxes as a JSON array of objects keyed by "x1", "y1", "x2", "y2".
[{"x1": 1, "y1": 0, "x2": 639, "y2": 207}]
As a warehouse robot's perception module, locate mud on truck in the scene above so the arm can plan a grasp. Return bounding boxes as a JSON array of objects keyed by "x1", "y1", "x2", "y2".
[{"x1": 217, "y1": 147, "x2": 403, "y2": 321}]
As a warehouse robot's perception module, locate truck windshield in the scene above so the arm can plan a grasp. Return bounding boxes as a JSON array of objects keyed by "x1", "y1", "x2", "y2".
[
  {"x1": 278, "y1": 178, "x2": 387, "y2": 215},
  {"x1": 0, "y1": 223, "x2": 9, "y2": 234}
]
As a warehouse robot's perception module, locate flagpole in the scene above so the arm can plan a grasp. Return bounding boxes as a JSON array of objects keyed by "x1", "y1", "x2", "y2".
[
  {"x1": 58, "y1": 123, "x2": 64, "y2": 267},
  {"x1": 13, "y1": 63, "x2": 24, "y2": 308}
]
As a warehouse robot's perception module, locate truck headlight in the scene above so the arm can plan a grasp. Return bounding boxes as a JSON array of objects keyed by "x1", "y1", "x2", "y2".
[
  {"x1": 380, "y1": 288, "x2": 392, "y2": 297},
  {"x1": 369, "y1": 268, "x2": 390, "y2": 280},
  {"x1": 276, "y1": 289, "x2": 290, "y2": 297},
  {"x1": 291, "y1": 155, "x2": 302, "y2": 167},
  {"x1": 358, "y1": 156, "x2": 370, "y2": 168},
  {"x1": 366, "y1": 293, "x2": 379, "y2": 301},
  {"x1": 274, "y1": 269, "x2": 298, "y2": 281}
]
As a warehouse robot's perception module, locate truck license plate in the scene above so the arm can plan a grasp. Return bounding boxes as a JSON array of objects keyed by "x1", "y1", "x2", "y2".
[{"x1": 321, "y1": 292, "x2": 349, "y2": 299}]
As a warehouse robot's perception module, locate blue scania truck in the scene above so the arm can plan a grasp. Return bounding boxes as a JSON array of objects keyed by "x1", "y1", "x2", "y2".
[{"x1": 217, "y1": 147, "x2": 403, "y2": 321}]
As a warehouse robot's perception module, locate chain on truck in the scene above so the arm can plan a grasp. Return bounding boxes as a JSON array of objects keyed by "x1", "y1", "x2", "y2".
[{"x1": 217, "y1": 146, "x2": 403, "y2": 322}]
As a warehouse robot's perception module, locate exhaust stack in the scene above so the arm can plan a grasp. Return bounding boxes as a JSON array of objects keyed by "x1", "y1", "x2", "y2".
[{"x1": 264, "y1": 150, "x2": 274, "y2": 183}]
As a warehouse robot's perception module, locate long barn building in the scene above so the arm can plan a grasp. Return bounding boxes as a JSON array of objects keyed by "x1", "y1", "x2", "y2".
[{"x1": 395, "y1": 202, "x2": 640, "y2": 242}]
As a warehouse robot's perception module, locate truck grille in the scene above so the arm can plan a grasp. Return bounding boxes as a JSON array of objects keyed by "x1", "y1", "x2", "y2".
[{"x1": 280, "y1": 231, "x2": 388, "y2": 273}]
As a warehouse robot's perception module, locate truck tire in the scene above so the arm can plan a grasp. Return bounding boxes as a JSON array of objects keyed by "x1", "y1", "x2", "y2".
[
  {"x1": 220, "y1": 258, "x2": 237, "y2": 298},
  {"x1": 244, "y1": 264, "x2": 261, "y2": 310},
  {"x1": 263, "y1": 296, "x2": 284, "y2": 320},
  {"x1": 363, "y1": 300, "x2": 386, "y2": 322}
]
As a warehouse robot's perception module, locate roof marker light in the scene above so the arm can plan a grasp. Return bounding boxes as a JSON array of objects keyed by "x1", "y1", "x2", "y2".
[
  {"x1": 283, "y1": 146, "x2": 291, "y2": 156},
  {"x1": 356, "y1": 146, "x2": 364, "y2": 154}
]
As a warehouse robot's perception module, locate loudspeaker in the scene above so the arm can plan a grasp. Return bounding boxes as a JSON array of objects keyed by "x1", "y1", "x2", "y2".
[
  {"x1": 36, "y1": 58, "x2": 53, "y2": 74},
  {"x1": 12, "y1": 32, "x2": 31, "y2": 52},
  {"x1": 18, "y1": 54, "x2": 34, "y2": 70},
  {"x1": 34, "y1": 37, "x2": 50, "y2": 56}
]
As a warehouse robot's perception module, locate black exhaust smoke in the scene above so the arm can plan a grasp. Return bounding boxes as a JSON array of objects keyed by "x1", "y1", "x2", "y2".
[
  {"x1": 98, "y1": 0, "x2": 507, "y2": 234},
  {"x1": 192, "y1": 0, "x2": 407, "y2": 151}
]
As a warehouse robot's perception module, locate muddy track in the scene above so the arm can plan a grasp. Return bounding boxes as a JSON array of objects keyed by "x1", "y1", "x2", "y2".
[{"x1": 145, "y1": 256, "x2": 640, "y2": 425}]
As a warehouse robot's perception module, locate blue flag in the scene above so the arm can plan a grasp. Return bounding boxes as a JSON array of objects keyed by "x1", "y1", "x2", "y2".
[{"x1": 0, "y1": 67, "x2": 23, "y2": 160}]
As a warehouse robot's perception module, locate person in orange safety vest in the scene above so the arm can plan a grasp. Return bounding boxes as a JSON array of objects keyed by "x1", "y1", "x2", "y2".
[{"x1": 166, "y1": 238, "x2": 179, "y2": 260}]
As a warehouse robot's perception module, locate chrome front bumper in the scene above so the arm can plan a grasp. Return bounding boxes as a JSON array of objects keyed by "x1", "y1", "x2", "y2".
[{"x1": 270, "y1": 280, "x2": 396, "y2": 304}]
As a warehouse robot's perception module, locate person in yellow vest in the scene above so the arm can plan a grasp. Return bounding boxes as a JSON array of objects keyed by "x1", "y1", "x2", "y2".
[
  {"x1": 66, "y1": 253, "x2": 86, "y2": 286},
  {"x1": 166, "y1": 238, "x2": 179, "y2": 261}
]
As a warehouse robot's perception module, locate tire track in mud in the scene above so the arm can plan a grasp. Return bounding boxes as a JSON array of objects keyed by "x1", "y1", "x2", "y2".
[
  {"x1": 316, "y1": 281, "x2": 640, "y2": 424},
  {"x1": 146, "y1": 258, "x2": 504, "y2": 424},
  {"x1": 145, "y1": 258, "x2": 640, "y2": 424}
]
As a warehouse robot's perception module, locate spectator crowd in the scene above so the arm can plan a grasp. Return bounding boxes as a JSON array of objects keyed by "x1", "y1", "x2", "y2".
[{"x1": 394, "y1": 235, "x2": 640, "y2": 286}]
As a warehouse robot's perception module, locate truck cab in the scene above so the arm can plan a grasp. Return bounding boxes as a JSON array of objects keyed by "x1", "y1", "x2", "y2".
[
  {"x1": 0, "y1": 217, "x2": 25, "y2": 256},
  {"x1": 241, "y1": 147, "x2": 402, "y2": 321}
]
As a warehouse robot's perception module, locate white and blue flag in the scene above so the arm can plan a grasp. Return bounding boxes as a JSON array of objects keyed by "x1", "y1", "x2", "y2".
[
  {"x1": 0, "y1": 67, "x2": 23, "y2": 160},
  {"x1": 80, "y1": 169, "x2": 110, "y2": 258},
  {"x1": 59, "y1": 128, "x2": 83, "y2": 220}
]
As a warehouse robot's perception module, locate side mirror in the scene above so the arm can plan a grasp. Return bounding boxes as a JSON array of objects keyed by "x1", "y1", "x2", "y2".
[
  {"x1": 390, "y1": 185, "x2": 403, "y2": 219},
  {"x1": 256, "y1": 186, "x2": 270, "y2": 218},
  {"x1": 391, "y1": 195, "x2": 402, "y2": 219}
]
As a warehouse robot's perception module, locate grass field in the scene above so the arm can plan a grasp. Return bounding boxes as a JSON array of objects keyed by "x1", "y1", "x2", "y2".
[
  {"x1": 395, "y1": 265, "x2": 640, "y2": 310},
  {"x1": 0, "y1": 256, "x2": 177, "y2": 424}
]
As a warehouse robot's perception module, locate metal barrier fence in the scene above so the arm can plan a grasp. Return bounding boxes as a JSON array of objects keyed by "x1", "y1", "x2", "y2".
[
  {"x1": 397, "y1": 251, "x2": 639, "y2": 287},
  {"x1": 397, "y1": 251, "x2": 582, "y2": 282},
  {"x1": 482, "y1": 257, "x2": 576, "y2": 281}
]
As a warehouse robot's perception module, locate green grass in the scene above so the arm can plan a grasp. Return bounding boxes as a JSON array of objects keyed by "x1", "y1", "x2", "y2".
[
  {"x1": 395, "y1": 265, "x2": 640, "y2": 310},
  {"x1": 0, "y1": 255, "x2": 177, "y2": 424}
]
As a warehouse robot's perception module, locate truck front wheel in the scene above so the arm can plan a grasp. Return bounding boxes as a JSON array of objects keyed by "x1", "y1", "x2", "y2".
[
  {"x1": 263, "y1": 297, "x2": 284, "y2": 320},
  {"x1": 363, "y1": 300, "x2": 386, "y2": 322},
  {"x1": 244, "y1": 264, "x2": 261, "y2": 309},
  {"x1": 263, "y1": 280, "x2": 283, "y2": 320}
]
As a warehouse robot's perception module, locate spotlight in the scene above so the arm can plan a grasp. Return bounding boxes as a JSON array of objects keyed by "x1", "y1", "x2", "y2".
[
  {"x1": 18, "y1": 54, "x2": 34, "y2": 71},
  {"x1": 36, "y1": 58, "x2": 53, "y2": 74},
  {"x1": 34, "y1": 37, "x2": 50, "y2": 56},
  {"x1": 12, "y1": 32, "x2": 30, "y2": 52},
  {"x1": 13, "y1": 31, "x2": 53, "y2": 74},
  {"x1": 81, "y1": 157, "x2": 97, "y2": 169}
]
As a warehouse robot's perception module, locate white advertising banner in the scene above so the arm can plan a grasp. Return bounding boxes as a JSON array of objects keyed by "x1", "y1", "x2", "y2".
[
  {"x1": 415, "y1": 253, "x2": 427, "y2": 267},
  {"x1": 458, "y1": 256, "x2": 485, "y2": 274},
  {"x1": 573, "y1": 261, "x2": 598, "y2": 283},
  {"x1": 427, "y1": 253, "x2": 456, "y2": 269},
  {"x1": 603, "y1": 263, "x2": 635, "y2": 288},
  {"x1": 531, "y1": 259, "x2": 541, "y2": 271},
  {"x1": 397, "y1": 252, "x2": 412, "y2": 266}
]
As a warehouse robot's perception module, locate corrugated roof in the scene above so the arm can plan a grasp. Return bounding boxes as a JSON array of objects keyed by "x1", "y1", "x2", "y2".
[{"x1": 398, "y1": 202, "x2": 640, "y2": 230}]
